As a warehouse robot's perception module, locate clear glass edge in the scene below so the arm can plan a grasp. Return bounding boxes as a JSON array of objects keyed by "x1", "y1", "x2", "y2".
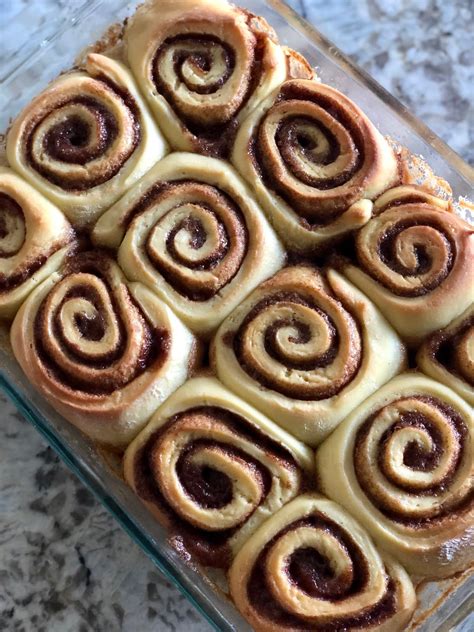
[
  {"x1": 0, "y1": 370, "x2": 237, "y2": 632},
  {"x1": 1, "y1": 0, "x2": 472, "y2": 629},
  {"x1": 268, "y1": 0, "x2": 474, "y2": 184}
]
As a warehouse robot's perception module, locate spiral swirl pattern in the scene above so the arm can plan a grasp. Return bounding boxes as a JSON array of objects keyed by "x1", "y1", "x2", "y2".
[
  {"x1": 0, "y1": 167, "x2": 75, "y2": 319},
  {"x1": 354, "y1": 397, "x2": 470, "y2": 521},
  {"x1": 125, "y1": 0, "x2": 310, "y2": 157},
  {"x1": 344, "y1": 202, "x2": 474, "y2": 342},
  {"x1": 32, "y1": 253, "x2": 159, "y2": 394},
  {"x1": 213, "y1": 265, "x2": 406, "y2": 446},
  {"x1": 129, "y1": 180, "x2": 247, "y2": 302},
  {"x1": 418, "y1": 305, "x2": 474, "y2": 405},
  {"x1": 92, "y1": 153, "x2": 285, "y2": 336},
  {"x1": 357, "y1": 208, "x2": 456, "y2": 297},
  {"x1": 232, "y1": 79, "x2": 399, "y2": 252},
  {"x1": 373, "y1": 184, "x2": 451, "y2": 215},
  {"x1": 123, "y1": 377, "x2": 314, "y2": 568},
  {"x1": 10, "y1": 251, "x2": 197, "y2": 447},
  {"x1": 233, "y1": 289, "x2": 360, "y2": 401},
  {"x1": 6, "y1": 54, "x2": 166, "y2": 228},
  {"x1": 316, "y1": 374, "x2": 474, "y2": 577},
  {"x1": 229, "y1": 494, "x2": 416, "y2": 632}
]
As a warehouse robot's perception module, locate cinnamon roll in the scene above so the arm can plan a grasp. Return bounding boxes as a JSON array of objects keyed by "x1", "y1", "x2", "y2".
[
  {"x1": 231, "y1": 79, "x2": 399, "y2": 252},
  {"x1": 123, "y1": 376, "x2": 314, "y2": 567},
  {"x1": 92, "y1": 152, "x2": 285, "y2": 336},
  {"x1": 373, "y1": 183, "x2": 452, "y2": 215},
  {"x1": 316, "y1": 373, "x2": 474, "y2": 578},
  {"x1": 229, "y1": 494, "x2": 416, "y2": 632},
  {"x1": 6, "y1": 53, "x2": 167, "y2": 229},
  {"x1": 417, "y1": 305, "x2": 474, "y2": 405},
  {"x1": 10, "y1": 252, "x2": 198, "y2": 447},
  {"x1": 124, "y1": 0, "x2": 313, "y2": 158},
  {"x1": 0, "y1": 167, "x2": 75, "y2": 319},
  {"x1": 211, "y1": 265, "x2": 406, "y2": 446},
  {"x1": 343, "y1": 198, "x2": 474, "y2": 344}
]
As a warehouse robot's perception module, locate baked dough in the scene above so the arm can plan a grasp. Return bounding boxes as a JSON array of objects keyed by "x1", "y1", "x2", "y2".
[
  {"x1": 0, "y1": 167, "x2": 75, "y2": 319},
  {"x1": 229, "y1": 493, "x2": 416, "y2": 631},
  {"x1": 316, "y1": 373, "x2": 474, "y2": 578},
  {"x1": 7, "y1": 53, "x2": 167, "y2": 228},
  {"x1": 232, "y1": 79, "x2": 399, "y2": 252},
  {"x1": 343, "y1": 196, "x2": 474, "y2": 344},
  {"x1": 212, "y1": 265, "x2": 406, "y2": 446},
  {"x1": 93, "y1": 152, "x2": 285, "y2": 337},
  {"x1": 124, "y1": 0, "x2": 312, "y2": 157},
  {"x1": 417, "y1": 305, "x2": 474, "y2": 405},
  {"x1": 123, "y1": 376, "x2": 314, "y2": 567},
  {"x1": 10, "y1": 251, "x2": 198, "y2": 447}
]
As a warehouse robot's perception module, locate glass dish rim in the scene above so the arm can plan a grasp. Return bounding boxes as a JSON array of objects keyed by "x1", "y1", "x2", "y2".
[
  {"x1": 1, "y1": 1, "x2": 473, "y2": 630},
  {"x1": 270, "y1": 0, "x2": 473, "y2": 183},
  {"x1": 0, "y1": 373, "x2": 227, "y2": 631}
]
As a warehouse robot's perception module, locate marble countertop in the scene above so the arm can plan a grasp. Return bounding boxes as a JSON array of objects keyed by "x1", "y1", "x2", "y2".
[{"x1": 1, "y1": 1, "x2": 472, "y2": 631}]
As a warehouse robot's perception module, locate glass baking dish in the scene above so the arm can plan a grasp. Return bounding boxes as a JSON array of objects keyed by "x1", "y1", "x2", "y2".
[{"x1": 1, "y1": 1, "x2": 473, "y2": 630}]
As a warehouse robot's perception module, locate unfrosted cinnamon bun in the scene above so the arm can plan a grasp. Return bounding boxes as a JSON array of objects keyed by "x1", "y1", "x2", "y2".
[
  {"x1": 316, "y1": 373, "x2": 474, "y2": 578},
  {"x1": 124, "y1": 0, "x2": 313, "y2": 158},
  {"x1": 211, "y1": 265, "x2": 406, "y2": 446},
  {"x1": 0, "y1": 167, "x2": 75, "y2": 319},
  {"x1": 10, "y1": 252, "x2": 198, "y2": 447},
  {"x1": 92, "y1": 153, "x2": 285, "y2": 336},
  {"x1": 373, "y1": 183, "x2": 452, "y2": 215},
  {"x1": 123, "y1": 376, "x2": 314, "y2": 567},
  {"x1": 343, "y1": 196, "x2": 474, "y2": 344},
  {"x1": 6, "y1": 54, "x2": 167, "y2": 229},
  {"x1": 229, "y1": 494, "x2": 416, "y2": 631},
  {"x1": 231, "y1": 79, "x2": 399, "y2": 252},
  {"x1": 417, "y1": 305, "x2": 474, "y2": 405}
]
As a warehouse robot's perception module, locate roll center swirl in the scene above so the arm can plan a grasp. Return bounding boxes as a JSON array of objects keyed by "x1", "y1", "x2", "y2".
[
  {"x1": 233, "y1": 290, "x2": 361, "y2": 400},
  {"x1": 24, "y1": 80, "x2": 140, "y2": 191},
  {"x1": 354, "y1": 396, "x2": 471, "y2": 522},
  {"x1": 356, "y1": 207, "x2": 460, "y2": 298},
  {"x1": 129, "y1": 180, "x2": 248, "y2": 301},
  {"x1": 33, "y1": 253, "x2": 165, "y2": 395}
]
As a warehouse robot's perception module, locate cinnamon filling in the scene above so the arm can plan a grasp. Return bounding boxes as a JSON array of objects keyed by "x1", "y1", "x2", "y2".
[
  {"x1": 354, "y1": 396, "x2": 473, "y2": 525},
  {"x1": 0, "y1": 194, "x2": 25, "y2": 256},
  {"x1": 150, "y1": 13, "x2": 268, "y2": 157},
  {"x1": 25, "y1": 78, "x2": 141, "y2": 191},
  {"x1": 372, "y1": 218, "x2": 455, "y2": 296},
  {"x1": 233, "y1": 290, "x2": 361, "y2": 400},
  {"x1": 427, "y1": 316, "x2": 474, "y2": 386},
  {"x1": 0, "y1": 194, "x2": 75, "y2": 292},
  {"x1": 252, "y1": 82, "x2": 369, "y2": 223},
  {"x1": 123, "y1": 180, "x2": 248, "y2": 301},
  {"x1": 33, "y1": 252, "x2": 169, "y2": 394},
  {"x1": 133, "y1": 406, "x2": 302, "y2": 568},
  {"x1": 247, "y1": 514, "x2": 397, "y2": 629}
]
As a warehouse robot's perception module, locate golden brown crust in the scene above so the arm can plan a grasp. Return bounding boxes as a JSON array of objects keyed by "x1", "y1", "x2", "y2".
[
  {"x1": 229, "y1": 494, "x2": 416, "y2": 631},
  {"x1": 344, "y1": 196, "x2": 474, "y2": 344},
  {"x1": 125, "y1": 0, "x2": 312, "y2": 157},
  {"x1": 0, "y1": 167, "x2": 75, "y2": 319},
  {"x1": 92, "y1": 152, "x2": 286, "y2": 336},
  {"x1": 417, "y1": 305, "x2": 474, "y2": 405},
  {"x1": 123, "y1": 377, "x2": 314, "y2": 567},
  {"x1": 232, "y1": 79, "x2": 399, "y2": 252},
  {"x1": 10, "y1": 251, "x2": 197, "y2": 447},
  {"x1": 212, "y1": 265, "x2": 406, "y2": 446},
  {"x1": 373, "y1": 184, "x2": 452, "y2": 215},
  {"x1": 6, "y1": 54, "x2": 166, "y2": 228},
  {"x1": 316, "y1": 374, "x2": 474, "y2": 578}
]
